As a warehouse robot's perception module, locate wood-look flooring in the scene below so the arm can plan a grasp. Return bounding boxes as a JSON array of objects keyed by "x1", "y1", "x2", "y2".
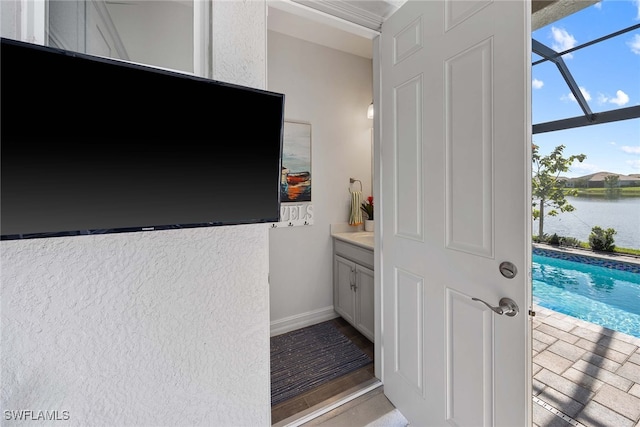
[{"x1": 271, "y1": 317, "x2": 376, "y2": 425}]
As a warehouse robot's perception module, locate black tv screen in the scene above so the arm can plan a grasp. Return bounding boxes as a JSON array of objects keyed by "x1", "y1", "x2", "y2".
[{"x1": 1, "y1": 38, "x2": 285, "y2": 240}]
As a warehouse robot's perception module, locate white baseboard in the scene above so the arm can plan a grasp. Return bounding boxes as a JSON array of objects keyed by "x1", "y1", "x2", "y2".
[{"x1": 270, "y1": 306, "x2": 338, "y2": 336}]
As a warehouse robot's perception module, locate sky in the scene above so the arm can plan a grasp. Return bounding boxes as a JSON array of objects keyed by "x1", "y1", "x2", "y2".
[{"x1": 531, "y1": 0, "x2": 640, "y2": 178}]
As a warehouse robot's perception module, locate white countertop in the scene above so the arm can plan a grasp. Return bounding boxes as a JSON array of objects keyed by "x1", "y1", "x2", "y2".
[{"x1": 332, "y1": 231, "x2": 374, "y2": 250}]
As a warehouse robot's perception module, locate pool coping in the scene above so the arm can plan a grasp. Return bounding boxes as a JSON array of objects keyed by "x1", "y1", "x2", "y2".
[{"x1": 532, "y1": 243, "x2": 640, "y2": 274}]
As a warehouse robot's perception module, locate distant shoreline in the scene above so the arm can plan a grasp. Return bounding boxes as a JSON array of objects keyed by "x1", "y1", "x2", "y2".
[{"x1": 563, "y1": 188, "x2": 640, "y2": 198}]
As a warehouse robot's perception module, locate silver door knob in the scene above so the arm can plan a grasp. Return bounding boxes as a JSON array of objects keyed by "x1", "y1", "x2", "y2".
[{"x1": 471, "y1": 297, "x2": 519, "y2": 317}]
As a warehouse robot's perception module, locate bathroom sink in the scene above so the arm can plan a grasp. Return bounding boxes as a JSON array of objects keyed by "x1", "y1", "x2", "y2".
[
  {"x1": 350, "y1": 233, "x2": 374, "y2": 246},
  {"x1": 333, "y1": 232, "x2": 374, "y2": 249}
]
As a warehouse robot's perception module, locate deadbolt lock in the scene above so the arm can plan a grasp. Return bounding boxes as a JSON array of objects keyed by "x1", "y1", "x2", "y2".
[{"x1": 499, "y1": 261, "x2": 517, "y2": 279}]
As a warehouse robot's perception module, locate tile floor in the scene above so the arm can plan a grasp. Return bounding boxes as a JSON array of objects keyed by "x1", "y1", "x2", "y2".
[{"x1": 301, "y1": 386, "x2": 404, "y2": 427}]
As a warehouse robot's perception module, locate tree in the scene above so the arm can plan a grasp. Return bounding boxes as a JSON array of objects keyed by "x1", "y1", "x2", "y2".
[
  {"x1": 532, "y1": 144, "x2": 586, "y2": 240},
  {"x1": 604, "y1": 175, "x2": 620, "y2": 188},
  {"x1": 604, "y1": 175, "x2": 621, "y2": 198}
]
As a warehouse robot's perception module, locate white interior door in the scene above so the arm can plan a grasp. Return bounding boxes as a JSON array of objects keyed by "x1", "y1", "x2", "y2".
[{"x1": 379, "y1": 0, "x2": 532, "y2": 425}]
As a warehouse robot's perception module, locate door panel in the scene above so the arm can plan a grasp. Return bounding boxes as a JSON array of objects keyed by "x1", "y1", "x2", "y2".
[
  {"x1": 395, "y1": 75, "x2": 424, "y2": 240},
  {"x1": 445, "y1": 37, "x2": 494, "y2": 257},
  {"x1": 446, "y1": 289, "x2": 494, "y2": 426},
  {"x1": 394, "y1": 268, "x2": 424, "y2": 395},
  {"x1": 355, "y1": 265, "x2": 375, "y2": 341},
  {"x1": 380, "y1": 1, "x2": 532, "y2": 425},
  {"x1": 445, "y1": 0, "x2": 492, "y2": 32},
  {"x1": 394, "y1": 16, "x2": 423, "y2": 64},
  {"x1": 334, "y1": 255, "x2": 356, "y2": 324}
]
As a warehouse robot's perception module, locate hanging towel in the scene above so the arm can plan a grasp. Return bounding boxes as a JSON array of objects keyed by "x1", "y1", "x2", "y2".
[{"x1": 349, "y1": 190, "x2": 363, "y2": 226}]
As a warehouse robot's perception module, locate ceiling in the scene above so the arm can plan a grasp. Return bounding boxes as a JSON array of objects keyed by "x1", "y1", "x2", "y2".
[
  {"x1": 267, "y1": 0, "x2": 396, "y2": 59},
  {"x1": 267, "y1": 0, "x2": 599, "y2": 59},
  {"x1": 289, "y1": 0, "x2": 405, "y2": 31}
]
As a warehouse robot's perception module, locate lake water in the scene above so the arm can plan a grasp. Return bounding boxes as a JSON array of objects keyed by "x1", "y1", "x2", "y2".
[{"x1": 532, "y1": 196, "x2": 640, "y2": 249}]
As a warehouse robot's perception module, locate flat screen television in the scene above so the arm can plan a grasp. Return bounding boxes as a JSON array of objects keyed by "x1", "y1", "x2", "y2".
[{"x1": 1, "y1": 38, "x2": 285, "y2": 240}]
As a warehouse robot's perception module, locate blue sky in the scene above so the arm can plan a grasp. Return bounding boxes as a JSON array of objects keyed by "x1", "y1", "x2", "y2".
[{"x1": 531, "y1": 0, "x2": 640, "y2": 178}]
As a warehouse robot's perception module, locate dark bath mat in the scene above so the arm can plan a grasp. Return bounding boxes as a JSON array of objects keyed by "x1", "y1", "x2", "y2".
[{"x1": 270, "y1": 320, "x2": 372, "y2": 406}]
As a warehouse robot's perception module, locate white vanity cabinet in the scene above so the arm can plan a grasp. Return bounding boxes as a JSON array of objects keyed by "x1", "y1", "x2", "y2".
[{"x1": 333, "y1": 237, "x2": 374, "y2": 342}]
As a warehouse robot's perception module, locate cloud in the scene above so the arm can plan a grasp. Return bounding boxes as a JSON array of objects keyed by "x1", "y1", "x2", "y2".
[
  {"x1": 570, "y1": 161, "x2": 600, "y2": 174},
  {"x1": 561, "y1": 86, "x2": 591, "y2": 102},
  {"x1": 627, "y1": 159, "x2": 640, "y2": 170},
  {"x1": 609, "y1": 90, "x2": 630, "y2": 106},
  {"x1": 532, "y1": 78, "x2": 544, "y2": 89},
  {"x1": 601, "y1": 90, "x2": 630, "y2": 106},
  {"x1": 551, "y1": 27, "x2": 577, "y2": 58},
  {"x1": 621, "y1": 145, "x2": 640, "y2": 154},
  {"x1": 628, "y1": 34, "x2": 640, "y2": 55},
  {"x1": 597, "y1": 93, "x2": 609, "y2": 105},
  {"x1": 594, "y1": 1, "x2": 602, "y2": 9},
  {"x1": 635, "y1": 0, "x2": 640, "y2": 20}
]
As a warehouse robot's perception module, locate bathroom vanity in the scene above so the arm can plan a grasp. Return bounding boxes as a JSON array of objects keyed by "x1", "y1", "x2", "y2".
[{"x1": 331, "y1": 232, "x2": 374, "y2": 342}]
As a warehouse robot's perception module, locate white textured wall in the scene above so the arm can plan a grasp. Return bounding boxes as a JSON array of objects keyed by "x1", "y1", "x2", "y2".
[
  {"x1": 212, "y1": 1, "x2": 266, "y2": 89},
  {"x1": 267, "y1": 31, "x2": 373, "y2": 328},
  {"x1": 1, "y1": 2, "x2": 271, "y2": 426},
  {"x1": 1, "y1": 227, "x2": 269, "y2": 426}
]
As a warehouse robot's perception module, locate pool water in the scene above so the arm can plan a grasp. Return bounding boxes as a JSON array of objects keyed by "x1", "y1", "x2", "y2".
[{"x1": 533, "y1": 254, "x2": 640, "y2": 338}]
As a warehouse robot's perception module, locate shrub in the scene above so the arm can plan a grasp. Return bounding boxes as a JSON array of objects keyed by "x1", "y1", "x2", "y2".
[
  {"x1": 548, "y1": 233, "x2": 560, "y2": 245},
  {"x1": 559, "y1": 237, "x2": 581, "y2": 247},
  {"x1": 588, "y1": 226, "x2": 616, "y2": 252},
  {"x1": 533, "y1": 234, "x2": 546, "y2": 244}
]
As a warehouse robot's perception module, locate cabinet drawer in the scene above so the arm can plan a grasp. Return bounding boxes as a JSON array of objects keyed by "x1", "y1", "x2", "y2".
[{"x1": 334, "y1": 239, "x2": 374, "y2": 269}]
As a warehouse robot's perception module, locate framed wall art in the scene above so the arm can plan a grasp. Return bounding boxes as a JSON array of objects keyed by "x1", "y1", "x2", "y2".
[
  {"x1": 281, "y1": 120, "x2": 311, "y2": 203},
  {"x1": 274, "y1": 120, "x2": 313, "y2": 227}
]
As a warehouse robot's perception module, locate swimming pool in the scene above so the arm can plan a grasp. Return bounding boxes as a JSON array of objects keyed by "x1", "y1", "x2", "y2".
[{"x1": 532, "y1": 249, "x2": 640, "y2": 339}]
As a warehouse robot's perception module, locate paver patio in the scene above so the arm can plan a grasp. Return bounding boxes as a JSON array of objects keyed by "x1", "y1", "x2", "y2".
[{"x1": 533, "y1": 304, "x2": 640, "y2": 427}]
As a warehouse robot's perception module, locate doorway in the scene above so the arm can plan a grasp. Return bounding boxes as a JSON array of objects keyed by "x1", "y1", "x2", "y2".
[
  {"x1": 266, "y1": 3, "x2": 382, "y2": 425},
  {"x1": 530, "y1": 2, "x2": 640, "y2": 425}
]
